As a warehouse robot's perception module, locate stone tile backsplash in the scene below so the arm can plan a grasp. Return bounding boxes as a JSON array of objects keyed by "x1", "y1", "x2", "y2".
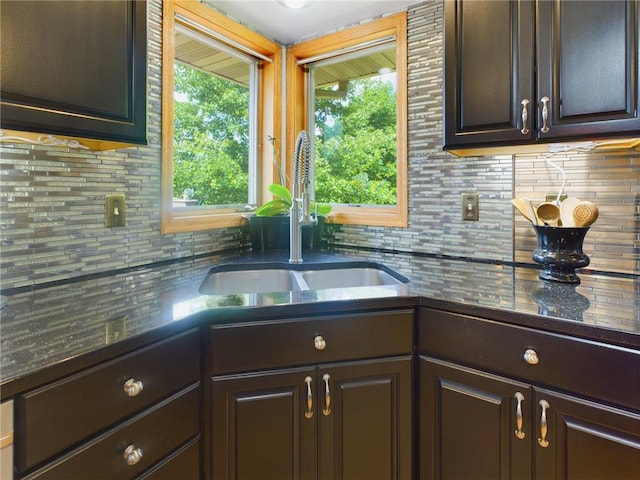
[{"x1": 1, "y1": 0, "x2": 638, "y2": 291}]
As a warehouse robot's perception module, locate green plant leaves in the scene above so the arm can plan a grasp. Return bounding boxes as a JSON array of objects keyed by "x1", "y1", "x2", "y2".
[
  {"x1": 268, "y1": 183, "x2": 292, "y2": 203},
  {"x1": 255, "y1": 199, "x2": 290, "y2": 217},
  {"x1": 256, "y1": 183, "x2": 332, "y2": 217}
]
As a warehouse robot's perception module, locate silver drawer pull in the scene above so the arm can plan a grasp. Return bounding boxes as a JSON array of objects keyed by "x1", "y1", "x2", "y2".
[
  {"x1": 124, "y1": 444, "x2": 143, "y2": 465},
  {"x1": 304, "y1": 376, "x2": 314, "y2": 419},
  {"x1": 538, "y1": 400, "x2": 550, "y2": 448},
  {"x1": 514, "y1": 392, "x2": 526, "y2": 439},
  {"x1": 523, "y1": 349, "x2": 539, "y2": 365},
  {"x1": 123, "y1": 378, "x2": 144, "y2": 397},
  {"x1": 314, "y1": 335, "x2": 326, "y2": 351},
  {"x1": 322, "y1": 373, "x2": 331, "y2": 416}
]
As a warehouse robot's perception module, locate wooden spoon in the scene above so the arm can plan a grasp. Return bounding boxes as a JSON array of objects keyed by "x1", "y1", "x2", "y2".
[
  {"x1": 573, "y1": 201, "x2": 599, "y2": 227},
  {"x1": 536, "y1": 202, "x2": 561, "y2": 227},
  {"x1": 560, "y1": 197, "x2": 581, "y2": 227},
  {"x1": 511, "y1": 198, "x2": 535, "y2": 224}
]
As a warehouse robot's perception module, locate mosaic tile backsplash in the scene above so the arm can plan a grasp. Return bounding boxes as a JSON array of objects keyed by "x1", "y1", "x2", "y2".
[{"x1": 1, "y1": 0, "x2": 638, "y2": 291}]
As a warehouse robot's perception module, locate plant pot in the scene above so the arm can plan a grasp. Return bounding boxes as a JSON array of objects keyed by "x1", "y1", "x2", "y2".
[
  {"x1": 531, "y1": 225, "x2": 590, "y2": 284},
  {"x1": 249, "y1": 216, "x2": 325, "y2": 252}
]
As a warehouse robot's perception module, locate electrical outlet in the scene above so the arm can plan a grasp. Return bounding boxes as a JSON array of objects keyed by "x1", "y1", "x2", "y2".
[
  {"x1": 462, "y1": 193, "x2": 479, "y2": 221},
  {"x1": 545, "y1": 193, "x2": 567, "y2": 203},
  {"x1": 105, "y1": 194, "x2": 126, "y2": 227}
]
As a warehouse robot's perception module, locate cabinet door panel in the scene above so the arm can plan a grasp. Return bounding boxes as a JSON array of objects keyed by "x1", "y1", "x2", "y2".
[
  {"x1": 319, "y1": 357, "x2": 412, "y2": 480},
  {"x1": 419, "y1": 357, "x2": 531, "y2": 480},
  {"x1": 534, "y1": 389, "x2": 640, "y2": 479},
  {"x1": 537, "y1": 0, "x2": 640, "y2": 139},
  {"x1": 0, "y1": 0, "x2": 147, "y2": 145},
  {"x1": 211, "y1": 367, "x2": 317, "y2": 480},
  {"x1": 444, "y1": 0, "x2": 535, "y2": 148}
]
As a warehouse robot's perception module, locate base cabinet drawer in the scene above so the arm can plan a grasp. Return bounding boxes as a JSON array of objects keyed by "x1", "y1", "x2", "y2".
[
  {"x1": 17, "y1": 329, "x2": 200, "y2": 472},
  {"x1": 419, "y1": 308, "x2": 640, "y2": 411},
  {"x1": 210, "y1": 309, "x2": 414, "y2": 374},
  {"x1": 23, "y1": 384, "x2": 200, "y2": 480}
]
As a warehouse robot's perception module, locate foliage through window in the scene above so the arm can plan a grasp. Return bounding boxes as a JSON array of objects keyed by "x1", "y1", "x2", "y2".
[
  {"x1": 289, "y1": 13, "x2": 408, "y2": 227},
  {"x1": 312, "y1": 46, "x2": 398, "y2": 206},
  {"x1": 161, "y1": 1, "x2": 280, "y2": 233},
  {"x1": 173, "y1": 61, "x2": 252, "y2": 207},
  {"x1": 172, "y1": 26, "x2": 255, "y2": 208}
]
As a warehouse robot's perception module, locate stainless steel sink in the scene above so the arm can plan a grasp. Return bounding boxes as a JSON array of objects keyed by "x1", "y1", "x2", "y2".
[
  {"x1": 199, "y1": 262, "x2": 409, "y2": 295},
  {"x1": 199, "y1": 268, "x2": 296, "y2": 295},
  {"x1": 300, "y1": 267, "x2": 404, "y2": 290}
]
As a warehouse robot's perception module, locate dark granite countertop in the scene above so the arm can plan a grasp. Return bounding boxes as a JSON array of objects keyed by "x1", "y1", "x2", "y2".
[{"x1": 1, "y1": 249, "x2": 638, "y2": 399}]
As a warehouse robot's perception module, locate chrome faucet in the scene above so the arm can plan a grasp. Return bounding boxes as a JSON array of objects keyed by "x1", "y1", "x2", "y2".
[{"x1": 290, "y1": 130, "x2": 316, "y2": 264}]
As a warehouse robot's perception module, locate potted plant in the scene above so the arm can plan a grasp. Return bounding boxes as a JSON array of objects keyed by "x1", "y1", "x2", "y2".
[
  {"x1": 249, "y1": 136, "x2": 331, "y2": 251},
  {"x1": 250, "y1": 182, "x2": 332, "y2": 251}
]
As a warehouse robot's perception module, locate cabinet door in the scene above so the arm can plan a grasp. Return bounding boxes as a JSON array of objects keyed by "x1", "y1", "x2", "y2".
[
  {"x1": 419, "y1": 357, "x2": 531, "y2": 480},
  {"x1": 211, "y1": 367, "x2": 317, "y2": 480},
  {"x1": 0, "y1": 1, "x2": 147, "y2": 146},
  {"x1": 537, "y1": 0, "x2": 640, "y2": 140},
  {"x1": 318, "y1": 357, "x2": 412, "y2": 480},
  {"x1": 533, "y1": 388, "x2": 640, "y2": 479},
  {"x1": 444, "y1": 0, "x2": 535, "y2": 149}
]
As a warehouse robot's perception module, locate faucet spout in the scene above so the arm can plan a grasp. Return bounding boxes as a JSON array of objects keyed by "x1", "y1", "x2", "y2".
[{"x1": 290, "y1": 130, "x2": 315, "y2": 264}]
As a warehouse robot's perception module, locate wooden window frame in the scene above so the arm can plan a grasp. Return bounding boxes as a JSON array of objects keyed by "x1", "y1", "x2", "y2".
[
  {"x1": 161, "y1": 0, "x2": 282, "y2": 233},
  {"x1": 287, "y1": 13, "x2": 408, "y2": 227}
]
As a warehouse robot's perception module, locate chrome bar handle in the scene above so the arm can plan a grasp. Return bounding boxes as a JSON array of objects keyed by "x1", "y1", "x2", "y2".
[
  {"x1": 304, "y1": 376, "x2": 314, "y2": 418},
  {"x1": 322, "y1": 373, "x2": 331, "y2": 416},
  {"x1": 514, "y1": 392, "x2": 526, "y2": 439},
  {"x1": 538, "y1": 399, "x2": 550, "y2": 447},
  {"x1": 540, "y1": 96, "x2": 550, "y2": 133},
  {"x1": 520, "y1": 99, "x2": 530, "y2": 134}
]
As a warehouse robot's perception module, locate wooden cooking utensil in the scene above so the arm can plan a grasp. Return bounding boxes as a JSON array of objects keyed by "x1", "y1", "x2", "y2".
[
  {"x1": 573, "y1": 201, "x2": 599, "y2": 227},
  {"x1": 560, "y1": 197, "x2": 581, "y2": 227},
  {"x1": 536, "y1": 202, "x2": 561, "y2": 227},
  {"x1": 511, "y1": 198, "x2": 535, "y2": 224}
]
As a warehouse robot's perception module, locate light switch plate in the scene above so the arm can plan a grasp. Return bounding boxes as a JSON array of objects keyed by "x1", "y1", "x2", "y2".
[
  {"x1": 462, "y1": 193, "x2": 479, "y2": 221},
  {"x1": 105, "y1": 194, "x2": 126, "y2": 227}
]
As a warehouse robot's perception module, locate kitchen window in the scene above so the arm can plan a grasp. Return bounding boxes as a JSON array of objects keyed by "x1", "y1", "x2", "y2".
[
  {"x1": 288, "y1": 13, "x2": 408, "y2": 227},
  {"x1": 161, "y1": 1, "x2": 281, "y2": 233}
]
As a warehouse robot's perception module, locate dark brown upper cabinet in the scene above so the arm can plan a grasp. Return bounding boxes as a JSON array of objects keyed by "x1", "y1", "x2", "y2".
[
  {"x1": 444, "y1": 0, "x2": 640, "y2": 152},
  {"x1": 1, "y1": 1, "x2": 147, "y2": 150}
]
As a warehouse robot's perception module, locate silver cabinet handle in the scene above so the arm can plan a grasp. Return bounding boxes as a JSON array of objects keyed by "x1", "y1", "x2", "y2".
[
  {"x1": 520, "y1": 99, "x2": 530, "y2": 134},
  {"x1": 304, "y1": 376, "x2": 314, "y2": 418},
  {"x1": 523, "y1": 348, "x2": 539, "y2": 365},
  {"x1": 322, "y1": 373, "x2": 331, "y2": 416},
  {"x1": 123, "y1": 378, "x2": 144, "y2": 397},
  {"x1": 123, "y1": 444, "x2": 143, "y2": 465},
  {"x1": 314, "y1": 335, "x2": 326, "y2": 351},
  {"x1": 540, "y1": 96, "x2": 550, "y2": 133},
  {"x1": 538, "y1": 399, "x2": 550, "y2": 447},
  {"x1": 514, "y1": 392, "x2": 526, "y2": 439}
]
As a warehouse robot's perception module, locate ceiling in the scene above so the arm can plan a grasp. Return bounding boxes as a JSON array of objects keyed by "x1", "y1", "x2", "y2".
[{"x1": 204, "y1": 0, "x2": 423, "y2": 45}]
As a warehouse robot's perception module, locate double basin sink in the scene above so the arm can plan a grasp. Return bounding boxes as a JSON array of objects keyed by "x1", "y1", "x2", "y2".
[{"x1": 199, "y1": 261, "x2": 409, "y2": 295}]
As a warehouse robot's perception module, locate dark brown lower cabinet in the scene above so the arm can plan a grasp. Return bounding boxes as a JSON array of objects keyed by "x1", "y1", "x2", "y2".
[
  {"x1": 420, "y1": 357, "x2": 640, "y2": 479},
  {"x1": 211, "y1": 357, "x2": 412, "y2": 480}
]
